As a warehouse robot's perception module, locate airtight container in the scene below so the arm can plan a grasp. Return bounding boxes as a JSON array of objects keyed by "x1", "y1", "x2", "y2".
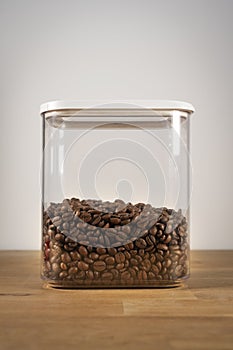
[{"x1": 40, "y1": 100, "x2": 194, "y2": 288}]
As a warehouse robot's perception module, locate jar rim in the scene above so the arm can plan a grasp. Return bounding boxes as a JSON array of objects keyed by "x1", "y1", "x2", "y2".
[{"x1": 40, "y1": 100, "x2": 195, "y2": 115}]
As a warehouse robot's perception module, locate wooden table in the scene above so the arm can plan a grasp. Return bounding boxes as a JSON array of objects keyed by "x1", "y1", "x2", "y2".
[{"x1": 0, "y1": 251, "x2": 232, "y2": 350}]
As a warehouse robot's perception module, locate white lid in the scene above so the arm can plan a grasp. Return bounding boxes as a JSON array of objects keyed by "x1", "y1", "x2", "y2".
[{"x1": 40, "y1": 100, "x2": 195, "y2": 115}]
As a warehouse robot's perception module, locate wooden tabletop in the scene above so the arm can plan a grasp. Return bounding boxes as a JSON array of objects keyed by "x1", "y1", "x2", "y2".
[{"x1": 0, "y1": 250, "x2": 232, "y2": 350}]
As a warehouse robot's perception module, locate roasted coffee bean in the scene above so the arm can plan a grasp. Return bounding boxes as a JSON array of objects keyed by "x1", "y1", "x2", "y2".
[
  {"x1": 117, "y1": 246, "x2": 125, "y2": 252},
  {"x1": 86, "y1": 270, "x2": 94, "y2": 280},
  {"x1": 149, "y1": 226, "x2": 157, "y2": 235},
  {"x1": 157, "y1": 243, "x2": 168, "y2": 251},
  {"x1": 96, "y1": 247, "x2": 106, "y2": 255},
  {"x1": 124, "y1": 251, "x2": 131, "y2": 260},
  {"x1": 151, "y1": 265, "x2": 159, "y2": 275},
  {"x1": 164, "y1": 235, "x2": 172, "y2": 244},
  {"x1": 70, "y1": 251, "x2": 81, "y2": 261},
  {"x1": 99, "y1": 254, "x2": 109, "y2": 261},
  {"x1": 78, "y1": 246, "x2": 88, "y2": 257},
  {"x1": 108, "y1": 247, "x2": 117, "y2": 256},
  {"x1": 55, "y1": 233, "x2": 64, "y2": 242},
  {"x1": 52, "y1": 263, "x2": 60, "y2": 273},
  {"x1": 148, "y1": 271, "x2": 156, "y2": 280},
  {"x1": 111, "y1": 268, "x2": 119, "y2": 278},
  {"x1": 121, "y1": 271, "x2": 131, "y2": 280},
  {"x1": 84, "y1": 257, "x2": 93, "y2": 264},
  {"x1": 138, "y1": 249, "x2": 145, "y2": 257},
  {"x1": 105, "y1": 256, "x2": 115, "y2": 265},
  {"x1": 89, "y1": 252, "x2": 99, "y2": 260},
  {"x1": 115, "y1": 252, "x2": 125, "y2": 263},
  {"x1": 122, "y1": 226, "x2": 131, "y2": 234},
  {"x1": 141, "y1": 259, "x2": 151, "y2": 272},
  {"x1": 136, "y1": 255, "x2": 143, "y2": 263},
  {"x1": 93, "y1": 261, "x2": 106, "y2": 272},
  {"x1": 102, "y1": 272, "x2": 113, "y2": 280},
  {"x1": 135, "y1": 238, "x2": 147, "y2": 249},
  {"x1": 116, "y1": 263, "x2": 125, "y2": 270},
  {"x1": 60, "y1": 262, "x2": 68, "y2": 270},
  {"x1": 59, "y1": 271, "x2": 68, "y2": 279},
  {"x1": 76, "y1": 270, "x2": 85, "y2": 279},
  {"x1": 110, "y1": 217, "x2": 121, "y2": 225},
  {"x1": 61, "y1": 252, "x2": 71, "y2": 263},
  {"x1": 138, "y1": 270, "x2": 147, "y2": 281},
  {"x1": 124, "y1": 242, "x2": 134, "y2": 250},
  {"x1": 175, "y1": 264, "x2": 183, "y2": 277},
  {"x1": 78, "y1": 261, "x2": 89, "y2": 271},
  {"x1": 102, "y1": 213, "x2": 111, "y2": 220},
  {"x1": 91, "y1": 215, "x2": 101, "y2": 225},
  {"x1": 68, "y1": 266, "x2": 78, "y2": 275},
  {"x1": 130, "y1": 258, "x2": 138, "y2": 266}
]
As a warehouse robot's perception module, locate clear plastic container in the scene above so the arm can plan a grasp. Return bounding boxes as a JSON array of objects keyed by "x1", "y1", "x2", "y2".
[{"x1": 40, "y1": 100, "x2": 194, "y2": 288}]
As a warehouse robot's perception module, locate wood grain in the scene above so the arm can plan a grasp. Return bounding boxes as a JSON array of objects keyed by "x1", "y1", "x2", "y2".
[{"x1": 0, "y1": 250, "x2": 232, "y2": 350}]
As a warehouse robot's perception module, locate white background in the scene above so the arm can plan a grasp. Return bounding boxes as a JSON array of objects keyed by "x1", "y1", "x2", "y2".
[{"x1": 0, "y1": 0, "x2": 232, "y2": 249}]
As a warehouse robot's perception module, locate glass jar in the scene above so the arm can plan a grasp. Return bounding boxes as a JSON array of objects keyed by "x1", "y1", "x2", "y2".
[{"x1": 40, "y1": 100, "x2": 194, "y2": 288}]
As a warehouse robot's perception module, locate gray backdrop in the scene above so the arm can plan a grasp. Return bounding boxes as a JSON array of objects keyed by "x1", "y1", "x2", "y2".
[{"x1": 0, "y1": 0, "x2": 232, "y2": 249}]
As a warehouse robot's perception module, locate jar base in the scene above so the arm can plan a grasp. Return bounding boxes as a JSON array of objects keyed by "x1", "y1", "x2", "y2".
[{"x1": 42, "y1": 276, "x2": 188, "y2": 289}]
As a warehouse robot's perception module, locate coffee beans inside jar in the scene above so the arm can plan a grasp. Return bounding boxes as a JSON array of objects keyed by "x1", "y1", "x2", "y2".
[{"x1": 42, "y1": 198, "x2": 189, "y2": 287}]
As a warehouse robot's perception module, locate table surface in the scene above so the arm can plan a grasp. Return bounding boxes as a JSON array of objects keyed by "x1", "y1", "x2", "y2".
[{"x1": 0, "y1": 251, "x2": 232, "y2": 350}]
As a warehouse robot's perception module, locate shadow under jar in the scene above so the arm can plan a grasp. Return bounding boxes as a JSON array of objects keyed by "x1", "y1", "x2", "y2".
[{"x1": 40, "y1": 100, "x2": 194, "y2": 288}]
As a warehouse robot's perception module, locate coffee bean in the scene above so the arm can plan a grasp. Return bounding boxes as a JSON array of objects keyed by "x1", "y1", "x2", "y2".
[
  {"x1": 55, "y1": 233, "x2": 65, "y2": 242},
  {"x1": 116, "y1": 263, "x2": 125, "y2": 270},
  {"x1": 130, "y1": 258, "x2": 138, "y2": 266},
  {"x1": 164, "y1": 235, "x2": 172, "y2": 244},
  {"x1": 102, "y1": 272, "x2": 113, "y2": 280},
  {"x1": 59, "y1": 271, "x2": 68, "y2": 279},
  {"x1": 151, "y1": 265, "x2": 159, "y2": 275},
  {"x1": 115, "y1": 252, "x2": 125, "y2": 263},
  {"x1": 108, "y1": 247, "x2": 117, "y2": 256},
  {"x1": 79, "y1": 246, "x2": 88, "y2": 256},
  {"x1": 122, "y1": 226, "x2": 131, "y2": 234},
  {"x1": 105, "y1": 256, "x2": 115, "y2": 265},
  {"x1": 121, "y1": 271, "x2": 131, "y2": 280},
  {"x1": 60, "y1": 252, "x2": 71, "y2": 264},
  {"x1": 99, "y1": 254, "x2": 109, "y2": 261},
  {"x1": 92, "y1": 215, "x2": 101, "y2": 225},
  {"x1": 102, "y1": 213, "x2": 111, "y2": 220},
  {"x1": 84, "y1": 257, "x2": 93, "y2": 264},
  {"x1": 86, "y1": 270, "x2": 94, "y2": 280},
  {"x1": 70, "y1": 251, "x2": 81, "y2": 261},
  {"x1": 78, "y1": 261, "x2": 89, "y2": 271},
  {"x1": 110, "y1": 217, "x2": 121, "y2": 225},
  {"x1": 96, "y1": 247, "x2": 106, "y2": 255},
  {"x1": 60, "y1": 262, "x2": 67, "y2": 270},
  {"x1": 53, "y1": 216, "x2": 61, "y2": 223},
  {"x1": 157, "y1": 243, "x2": 168, "y2": 251},
  {"x1": 68, "y1": 266, "x2": 78, "y2": 275},
  {"x1": 89, "y1": 252, "x2": 99, "y2": 260},
  {"x1": 148, "y1": 271, "x2": 156, "y2": 280},
  {"x1": 141, "y1": 259, "x2": 151, "y2": 272},
  {"x1": 124, "y1": 242, "x2": 134, "y2": 250},
  {"x1": 52, "y1": 263, "x2": 60, "y2": 273},
  {"x1": 111, "y1": 269, "x2": 119, "y2": 278},
  {"x1": 164, "y1": 258, "x2": 172, "y2": 268},
  {"x1": 124, "y1": 251, "x2": 131, "y2": 260},
  {"x1": 175, "y1": 264, "x2": 183, "y2": 277},
  {"x1": 149, "y1": 226, "x2": 157, "y2": 235},
  {"x1": 93, "y1": 261, "x2": 106, "y2": 272},
  {"x1": 76, "y1": 271, "x2": 85, "y2": 279},
  {"x1": 135, "y1": 238, "x2": 147, "y2": 249}
]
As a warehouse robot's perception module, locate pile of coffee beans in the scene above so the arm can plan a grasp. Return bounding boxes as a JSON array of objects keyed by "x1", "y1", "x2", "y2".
[{"x1": 42, "y1": 198, "x2": 189, "y2": 287}]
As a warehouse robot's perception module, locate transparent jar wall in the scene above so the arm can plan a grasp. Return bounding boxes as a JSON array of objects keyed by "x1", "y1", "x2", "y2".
[{"x1": 42, "y1": 108, "x2": 191, "y2": 287}]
